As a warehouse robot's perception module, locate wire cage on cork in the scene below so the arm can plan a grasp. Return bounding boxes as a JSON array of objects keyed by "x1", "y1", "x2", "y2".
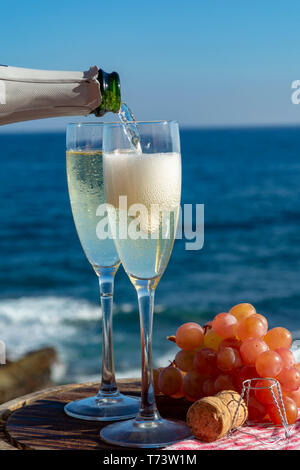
[{"x1": 229, "y1": 377, "x2": 293, "y2": 447}]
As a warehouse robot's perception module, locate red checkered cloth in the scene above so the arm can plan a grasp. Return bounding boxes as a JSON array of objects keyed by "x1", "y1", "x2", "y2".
[{"x1": 164, "y1": 415, "x2": 300, "y2": 450}]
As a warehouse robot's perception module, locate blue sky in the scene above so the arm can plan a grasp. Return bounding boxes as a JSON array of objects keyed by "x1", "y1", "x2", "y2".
[{"x1": 1, "y1": 0, "x2": 300, "y2": 131}]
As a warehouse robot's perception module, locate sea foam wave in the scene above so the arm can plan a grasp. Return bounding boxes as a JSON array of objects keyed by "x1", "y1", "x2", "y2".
[
  {"x1": 0, "y1": 296, "x2": 100, "y2": 360},
  {"x1": 0, "y1": 296, "x2": 101, "y2": 324},
  {"x1": 0, "y1": 295, "x2": 171, "y2": 383}
]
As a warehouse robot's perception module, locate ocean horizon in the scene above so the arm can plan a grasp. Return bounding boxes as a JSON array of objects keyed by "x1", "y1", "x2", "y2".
[
  {"x1": 1, "y1": 126, "x2": 300, "y2": 384},
  {"x1": 1, "y1": 122, "x2": 300, "y2": 134}
]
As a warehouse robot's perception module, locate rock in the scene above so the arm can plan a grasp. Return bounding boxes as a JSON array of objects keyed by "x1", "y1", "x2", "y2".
[{"x1": 0, "y1": 347, "x2": 57, "y2": 404}]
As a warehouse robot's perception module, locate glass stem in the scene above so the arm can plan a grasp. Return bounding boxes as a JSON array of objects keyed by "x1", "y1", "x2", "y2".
[
  {"x1": 95, "y1": 265, "x2": 120, "y2": 397},
  {"x1": 134, "y1": 278, "x2": 161, "y2": 422}
]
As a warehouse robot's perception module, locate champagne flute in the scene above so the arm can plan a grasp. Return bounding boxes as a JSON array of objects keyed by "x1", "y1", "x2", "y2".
[
  {"x1": 100, "y1": 121, "x2": 191, "y2": 447},
  {"x1": 64, "y1": 123, "x2": 139, "y2": 421}
]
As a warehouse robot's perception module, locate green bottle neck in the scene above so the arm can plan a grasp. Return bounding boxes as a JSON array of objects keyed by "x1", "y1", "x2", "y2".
[{"x1": 94, "y1": 69, "x2": 121, "y2": 116}]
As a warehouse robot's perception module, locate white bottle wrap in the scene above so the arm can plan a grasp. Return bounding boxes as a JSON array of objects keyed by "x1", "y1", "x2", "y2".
[{"x1": 0, "y1": 65, "x2": 102, "y2": 125}]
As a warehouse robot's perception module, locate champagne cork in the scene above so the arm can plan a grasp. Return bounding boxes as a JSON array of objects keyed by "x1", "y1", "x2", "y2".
[
  {"x1": 186, "y1": 390, "x2": 248, "y2": 442},
  {"x1": 186, "y1": 396, "x2": 232, "y2": 442},
  {"x1": 216, "y1": 390, "x2": 248, "y2": 428}
]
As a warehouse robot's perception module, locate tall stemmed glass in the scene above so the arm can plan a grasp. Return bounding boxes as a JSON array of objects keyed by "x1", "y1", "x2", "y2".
[
  {"x1": 100, "y1": 121, "x2": 191, "y2": 447},
  {"x1": 64, "y1": 123, "x2": 139, "y2": 421}
]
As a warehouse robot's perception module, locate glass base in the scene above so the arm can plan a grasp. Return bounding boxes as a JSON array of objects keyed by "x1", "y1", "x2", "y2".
[
  {"x1": 100, "y1": 417, "x2": 192, "y2": 448},
  {"x1": 64, "y1": 393, "x2": 140, "y2": 422}
]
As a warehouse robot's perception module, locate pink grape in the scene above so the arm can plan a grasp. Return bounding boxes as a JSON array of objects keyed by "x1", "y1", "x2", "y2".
[
  {"x1": 235, "y1": 365, "x2": 258, "y2": 394},
  {"x1": 275, "y1": 348, "x2": 295, "y2": 368},
  {"x1": 255, "y1": 350, "x2": 283, "y2": 378},
  {"x1": 212, "y1": 313, "x2": 238, "y2": 339},
  {"x1": 264, "y1": 327, "x2": 292, "y2": 350},
  {"x1": 193, "y1": 348, "x2": 218, "y2": 376},
  {"x1": 158, "y1": 366, "x2": 183, "y2": 396},
  {"x1": 174, "y1": 350, "x2": 195, "y2": 372},
  {"x1": 285, "y1": 387, "x2": 300, "y2": 407},
  {"x1": 240, "y1": 338, "x2": 269, "y2": 365},
  {"x1": 277, "y1": 367, "x2": 300, "y2": 392},
  {"x1": 217, "y1": 347, "x2": 241, "y2": 372},
  {"x1": 175, "y1": 322, "x2": 204, "y2": 351},
  {"x1": 183, "y1": 370, "x2": 205, "y2": 402},
  {"x1": 254, "y1": 378, "x2": 281, "y2": 405},
  {"x1": 202, "y1": 378, "x2": 216, "y2": 396},
  {"x1": 214, "y1": 374, "x2": 236, "y2": 393},
  {"x1": 251, "y1": 313, "x2": 268, "y2": 331},
  {"x1": 267, "y1": 396, "x2": 298, "y2": 425},
  {"x1": 229, "y1": 303, "x2": 256, "y2": 323},
  {"x1": 237, "y1": 315, "x2": 267, "y2": 342},
  {"x1": 247, "y1": 396, "x2": 267, "y2": 421}
]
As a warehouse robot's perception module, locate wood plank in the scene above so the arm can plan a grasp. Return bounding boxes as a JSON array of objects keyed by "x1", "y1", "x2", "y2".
[
  {"x1": 0, "y1": 382, "x2": 99, "y2": 450},
  {"x1": 1, "y1": 381, "x2": 190, "y2": 450}
]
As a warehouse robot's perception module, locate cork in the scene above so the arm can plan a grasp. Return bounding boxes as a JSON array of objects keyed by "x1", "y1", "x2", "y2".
[
  {"x1": 186, "y1": 396, "x2": 232, "y2": 442},
  {"x1": 216, "y1": 390, "x2": 248, "y2": 428}
]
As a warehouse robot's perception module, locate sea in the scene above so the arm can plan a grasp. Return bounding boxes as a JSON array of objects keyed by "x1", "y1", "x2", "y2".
[{"x1": 1, "y1": 126, "x2": 300, "y2": 384}]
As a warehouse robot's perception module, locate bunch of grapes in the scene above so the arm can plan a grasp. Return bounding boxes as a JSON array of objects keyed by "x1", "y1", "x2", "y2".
[{"x1": 155, "y1": 303, "x2": 300, "y2": 426}]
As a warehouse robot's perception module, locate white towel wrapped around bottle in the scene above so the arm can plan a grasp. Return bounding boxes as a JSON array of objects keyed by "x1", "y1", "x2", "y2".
[{"x1": 0, "y1": 65, "x2": 101, "y2": 125}]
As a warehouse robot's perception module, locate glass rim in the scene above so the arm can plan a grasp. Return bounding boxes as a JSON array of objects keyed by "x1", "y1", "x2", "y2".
[{"x1": 67, "y1": 120, "x2": 178, "y2": 127}]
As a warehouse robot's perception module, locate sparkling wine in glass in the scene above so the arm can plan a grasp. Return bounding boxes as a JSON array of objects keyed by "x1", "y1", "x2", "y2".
[
  {"x1": 64, "y1": 123, "x2": 139, "y2": 421},
  {"x1": 100, "y1": 121, "x2": 191, "y2": 447}
]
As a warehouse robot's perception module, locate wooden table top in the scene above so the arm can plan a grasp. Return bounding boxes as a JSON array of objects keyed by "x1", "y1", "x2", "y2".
[{"x1": 0, "y1": 380, "x2": 190, "y2": 450}]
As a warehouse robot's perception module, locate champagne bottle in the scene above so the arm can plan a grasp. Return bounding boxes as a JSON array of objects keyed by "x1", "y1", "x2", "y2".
[{"x1": 0, "y1": 65, "x2": 121, "y2": 125}]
